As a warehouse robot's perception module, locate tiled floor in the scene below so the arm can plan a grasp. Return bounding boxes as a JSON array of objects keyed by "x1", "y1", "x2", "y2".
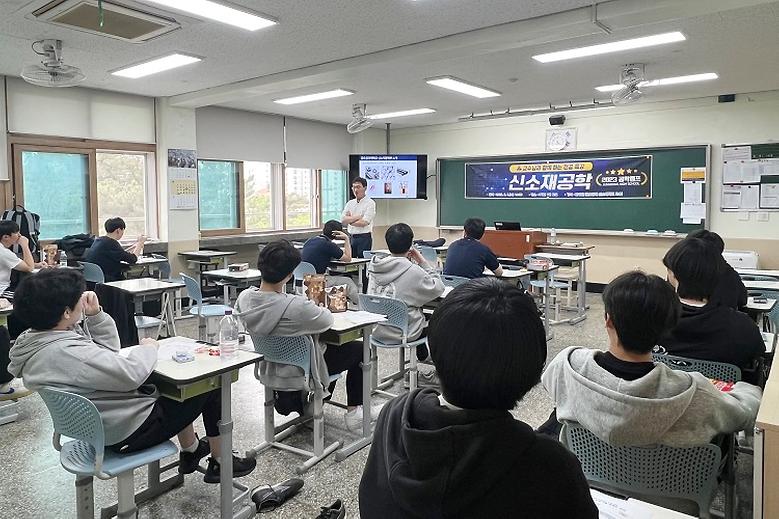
[{"x1": 0, "y1": 297, "x2": 754, "y2": 518}]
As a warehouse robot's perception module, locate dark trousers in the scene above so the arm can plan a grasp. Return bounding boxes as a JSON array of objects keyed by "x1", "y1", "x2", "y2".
[
  {"x1": 350, "y1": 233, "x2": 373, "y2": 260},
  {"x1": 324, "y1": 341, "x2": 364, "y2": 406},
  {"x1": 0, "y1": 327, "x2": 12, "y2": 385},
  {"x1": 109, "y1": 389, "x2": 221, "y2": 453}
]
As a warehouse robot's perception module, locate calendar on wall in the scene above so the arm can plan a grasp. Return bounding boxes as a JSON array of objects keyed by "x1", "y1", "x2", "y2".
[{"x1": 168, "y1": 149, "x2": 198, "y2": 210}]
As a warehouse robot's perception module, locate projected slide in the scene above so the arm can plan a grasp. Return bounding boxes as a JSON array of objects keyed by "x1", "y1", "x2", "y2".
[{"x1": 359, "y1": 155, "x2": 419, "y2": 199}]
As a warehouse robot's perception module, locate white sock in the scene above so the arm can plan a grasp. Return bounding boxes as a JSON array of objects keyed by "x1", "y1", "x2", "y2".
[{"x1": 181, "y1": 438, "x2": 199, "y2": 453}]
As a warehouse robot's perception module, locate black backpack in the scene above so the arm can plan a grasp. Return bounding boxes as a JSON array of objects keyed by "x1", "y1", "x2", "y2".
[{"x1": 1, "y1": 205, "x2": 41, "y2": 258}]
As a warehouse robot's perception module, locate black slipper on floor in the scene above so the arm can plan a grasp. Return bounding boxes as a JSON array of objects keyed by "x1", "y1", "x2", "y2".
[{"x1": 251, "y1": 478, "x2": 304, "y2": 512}]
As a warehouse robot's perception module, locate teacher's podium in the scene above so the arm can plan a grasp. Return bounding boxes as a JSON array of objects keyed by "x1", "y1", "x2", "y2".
[{"x1": 481, "y1": 230, "x2": 548, "y2": 259}]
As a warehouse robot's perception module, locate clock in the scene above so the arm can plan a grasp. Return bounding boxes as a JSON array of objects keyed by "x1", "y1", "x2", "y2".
[{"x1": 546, "y1": 128, "x2": 577, "y2": 152}]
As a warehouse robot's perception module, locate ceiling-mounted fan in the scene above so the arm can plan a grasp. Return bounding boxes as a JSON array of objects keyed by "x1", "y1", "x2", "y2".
[
  {"x1": 21, "y1": 39, "x2": 85, "y2": 88},
  {"x1": 611, "y1": 63, "x2": 645, "y2": 105},
  {"x1": 346, "y1": 104, "x2": 374, "y2": 134}
]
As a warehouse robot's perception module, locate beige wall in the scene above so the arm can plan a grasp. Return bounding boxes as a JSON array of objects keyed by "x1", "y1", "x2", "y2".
[{"x1": 359, "y1": 92, "x2": 779, "y2": 281}]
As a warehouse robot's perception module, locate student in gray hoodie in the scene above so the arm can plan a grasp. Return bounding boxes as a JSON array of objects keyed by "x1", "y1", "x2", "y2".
[
  {"x1": 8, "y1": 269, "x2": 256, "y2": 483},
  {"x1": 367, "y1": 223, "x2": 445, "y2": 364},
  {"x1": 236, "y1": 240, "x2": 374, "y2": 431},
  {"x1": 541, "y1": 270, "x2": 762, "y2": 447}
]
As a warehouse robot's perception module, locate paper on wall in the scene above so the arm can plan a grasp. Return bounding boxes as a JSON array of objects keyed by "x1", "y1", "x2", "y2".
[
  {"x1": 723, "y1": 146, "x2": 752, "y2": 161},
  {"x1": 760, "y1": 183, "x2": 779, "y2": 209},
  {"x1": 741, "y1": 162, "x2": 762, "y2": 183},
  {"x1": 680, "y1": 202, "x2": 706, "y2": 223},
  {"x1": 722, "y1": 162, "x2": 742, "y2": 184},
  {"x1": 683, "y1": 182, "x2": 703, "y2": 204},
  {"x1": 680, "y1": 167, "x2": 706, "y2": 183},
  {"x1": 741, "y1": 185, "x2": 760, "y2": 210},
  {"x1": 721, "y1": 187, "x2": 742, "y2": 209}
]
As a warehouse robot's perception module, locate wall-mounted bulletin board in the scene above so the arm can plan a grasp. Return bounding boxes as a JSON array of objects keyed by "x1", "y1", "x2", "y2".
[
  {"x1": 437, "y1": 145, "x2": 709, "y2": 233},
  {"x1": 721, "y1": 143, "x2": 779, "y2": 212}
]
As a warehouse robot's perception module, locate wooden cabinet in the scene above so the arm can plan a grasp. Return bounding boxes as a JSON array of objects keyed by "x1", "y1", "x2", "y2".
[
  {"x1": 481, "y1": 230, "x2": 547, "y2": 259},
  {"x1": 755, "y1": 367, "x2": 779, "y2": 518}
]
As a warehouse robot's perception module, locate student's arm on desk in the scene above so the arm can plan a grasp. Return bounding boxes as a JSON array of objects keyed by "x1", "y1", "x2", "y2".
[
  {"x1": 68, "y1": 337, "x2": 158, "y2": 392},
  {"x1": 406, "y1": 259, "x2": 445, "y2": 306},
  {"x1": 277, "y1": 298, "x2": 335, "y2": 336},
  {"x1": 693, "y1": 372, "x2": 762, "y2": 434}
]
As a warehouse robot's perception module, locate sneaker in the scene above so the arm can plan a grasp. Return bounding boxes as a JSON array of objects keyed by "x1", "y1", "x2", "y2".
[
  {"x1": 403, "y1": 369, "x2": 441, "y2": 389},
  {"x1": 316, "y1": 499, "x2": 346, "y2": 519},
  {"x1": 203, "y1": 455, "x2": 257, "y2": 484},
  {"x1": 178, "y1": 437, "x2": 210, "y2": 474},
  {"x1": 344, "y1": 405, "x2": 383, "y2": 432},
  {"x1": 0, "y1": 379, "x2": 32, "y2": 401}
]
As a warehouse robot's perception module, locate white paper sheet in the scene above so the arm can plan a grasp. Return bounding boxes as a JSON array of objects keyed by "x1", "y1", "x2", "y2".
[
  {"x1": 591, "y1": 489, "x2": 652, "y2": 519},
  {"x1": 683, "y1": 182, "x2": 703, "y2": 204},
  {"x1": 760, "y1": 183, "x2": 779, "y2": 209},
  {"x1": 741, "y1": 185, "x2": 760, "y2": 209},
  {"x1": 680, "y1": 202, "x2": 706, "y2": 223},
  {"x1": 723, "y1": 146, "x2": 751, "y2": 161},
  {"x1": 723, "y1": 162, "x2": 742, "y2": 184},
  {"x1": 721, "y1": 187, "x2": 742, "y2": 209},
  {"x1": 118, "y1": 340, "x2": 198, "y2": 361},
  {"x1": 341, "y1": 311, "x2": 387, "y2": 326},
  {"x1": 741, "y1": 161, "x2": 762, "y2": 183}
]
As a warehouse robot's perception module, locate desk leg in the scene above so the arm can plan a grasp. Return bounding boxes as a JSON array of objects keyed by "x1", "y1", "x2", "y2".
[
  {"x1": 570, "y1": 260, "x2": 587, "y2": 324},
  {"x1": 358, "y1": 265, "x2": 364, "y2": 291},
  {"x1": 165, "y1": 291, "x2": 178, "y2": 337},
  {"x1": 223, "y1": 284, "x2": 230, "y2": 305},
  {"x1": 219, "y1": 375, "x2": 233, "y2": 519},
  {"x1": 544, "y1": 274, "x2": 553, "y2": 341},
  {"x1": 335, "y1": 327, "x2": 373, "y2": 460}
]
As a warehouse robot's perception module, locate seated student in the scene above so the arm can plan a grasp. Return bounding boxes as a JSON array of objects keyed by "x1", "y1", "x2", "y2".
[
  {"x1": 359, "y1": 278, "x2": 598, "y2": 519},
  {"x1": 687, "y1": 229, "x2": 748, "y2": 310},
  {"x1": 7, "y1": 269, "x2": 256, "y2": 482},
  {"x1": 659, "y1": 237, "x2": 764, "y2": 383},
  {"x1": 443, "y1": 217, "x2": 503, "y2": 279},
  {"x1": 301, "y1": 220, "x2": 359, "y2": 304},
  {"x1": 0, "y1": 220, "x2": 45, "y2": 400},
  {"x1": 236, "y1": 240, "x2": 375, "y2": 431},
  {"x1": 84, "y1": 217, "x2": 146, "y2": 282},
  {"x1": 542, "y1": 270, "x2": 761, "y2": 447},
  {"x1": 367, "y1": 223, "x2": 445, "y2": 375}
]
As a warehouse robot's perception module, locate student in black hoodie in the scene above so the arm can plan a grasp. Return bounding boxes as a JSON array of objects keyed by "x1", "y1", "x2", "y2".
[
  {"x1": 359, "y1": 277, "x2": 598, "y2": 519},
  {"x1": 687, "y1": 229, "x2": 747, "y2": 310},
  {"x1": 658, "y1": 237, "x2": 764, "y2": 384}
]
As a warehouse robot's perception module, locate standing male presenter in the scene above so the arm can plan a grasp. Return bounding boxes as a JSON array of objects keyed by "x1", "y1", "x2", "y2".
[{"x1": 341, "y1": 177, "x2": 376, "y2": 260}]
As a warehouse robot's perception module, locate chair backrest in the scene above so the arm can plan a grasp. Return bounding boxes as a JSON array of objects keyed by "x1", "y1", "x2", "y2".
[
  {"x1": 151, "y1": 254, "x2": 171, "y2": 279},
  {"x1": 78, "y1": 261, "x2": 105, "y2": 284},
  {"x1": 760, "y1": 290, "x2": 779, "y2": 332},
  {"x1": 741, "y1": 274, "x2": 779, "y2": 282},
  {"x1": 652, "y1": 353, "x2": 742, "y2": 383},
  {"x1": 362, "y1": 251, "x2": 374, "y2": 260},
  {"x1": 179, "y1": 273, "x2": 203, "y2": 307},
  {"x1": 250, "y1": 335, "x2": 313, "y2": 379},
  {"x1": 418, "y1": 246, "x2": 437, "y2": 266},
  {"x1": 358, "y1": 294, "x2": 409, "y2": 335},
  {"x1": 561, "y1": 421, "x2": 721, "y2": 514},
  {"x1": 39, "y1": 388, "x2": 106, "y2": 472},
  {"x1": 293, "y1": 261, "x2": 317, "y2": 285},
  {"x1": 441, "y1": 274, "x2": 469, "y2": 288}
]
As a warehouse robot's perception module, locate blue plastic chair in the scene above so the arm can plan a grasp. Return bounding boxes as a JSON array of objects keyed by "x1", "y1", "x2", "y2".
[
  {"x1": 754, "y1": 290, "x2": 779, "y2": 333},
  {"x1": 293, "y1": 261, "x2": 317, "y2": 294},
  {"x1": 38, "y1": 388, "x2": 179, "y2": 519},
  {"x1": 78, "y1": 261, "x2": 105, "y2": 284},
  {"x1": 418, "y1": 246, "x2": 438, "y2": 266},
  {"x1": 362, "y1": 251, "x2": 375, "y2": 260},
  {"x1": 358, "y1": 293, "x2": 427, "y2": 394},
  {"x1": 441, "y1": 274, "x2": 469, "y2": 288},
  {"x1": 561, "y1": 421, "x2": 734, "y2": 518},
  {"x1": 180, "y1": 273, "x2": 231, "y2": 342},
  {"x1": 246, "y1": 335, "x2": 341, "y2": 473},
  {"x1": 651, "y1": 353, "x2": 742, "y2": 383},
  {"x1": 740, "y1": 274, "x2": 779, "y2": 282}
]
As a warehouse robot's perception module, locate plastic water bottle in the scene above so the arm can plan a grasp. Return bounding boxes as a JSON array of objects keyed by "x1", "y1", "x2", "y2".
[
  {"x1": 550, "y1": 228, "x2": 557, "y2": 245},
  {"x1": 219, "y1": 310, "x2": 239, "y2": 359},
  {"x1": 59, "y1": 251, "x2": 68, "y2": 268}
]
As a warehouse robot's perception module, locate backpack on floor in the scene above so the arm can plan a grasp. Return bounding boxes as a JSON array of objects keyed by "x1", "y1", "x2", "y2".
[{"x1": 1, "y1": 205, "x2": 41, "y2": 259}]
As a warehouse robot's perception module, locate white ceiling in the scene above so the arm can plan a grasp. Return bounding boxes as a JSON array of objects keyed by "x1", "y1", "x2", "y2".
[{"x1": 1, "y1": 0, "x2": 779, "y2": 128}]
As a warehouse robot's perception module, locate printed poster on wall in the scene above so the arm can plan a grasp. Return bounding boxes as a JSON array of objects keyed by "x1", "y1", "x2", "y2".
[
  {"x1": 168, "y1": 149, "x2": 198, "y2": 210},
  {"x1": 464, "y1": 155, "x2": 652, "y2": 199}
]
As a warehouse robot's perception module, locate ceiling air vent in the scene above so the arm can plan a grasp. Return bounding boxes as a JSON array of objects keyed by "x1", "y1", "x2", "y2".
[{"x1": 32, "y1": 0, "x2": 180, "y2": 43}]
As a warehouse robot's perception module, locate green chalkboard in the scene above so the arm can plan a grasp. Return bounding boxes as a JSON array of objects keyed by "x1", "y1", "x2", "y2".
[{"x1": 438, "y1": 146, "x2": 708, "y2": 232}]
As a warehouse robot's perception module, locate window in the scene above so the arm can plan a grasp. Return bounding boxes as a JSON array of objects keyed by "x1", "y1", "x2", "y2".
[
  {"x1": 244, "y1": 161, "x2": 274, "y2": 232},
  {"x1": 321, "y1": 169, "x2": 347, "y2": 223},
  {"x1": 21, "y1": 150, "x2": 90, "y2": 240},
  {"x1": 96, "y1": 152, "x2": 148, "y2": 238},
  {"x1": 198, "y1": 160, "x2": 240, "y2": 230},
  {"x1": 284, "y1": 167, "x2": 315, "y2": 229}
]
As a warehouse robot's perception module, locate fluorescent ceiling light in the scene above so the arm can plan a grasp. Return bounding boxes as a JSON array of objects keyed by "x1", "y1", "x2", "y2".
[
  {"x1": 112, "y1": 53, "x2": 201, "y2": 78},
  {"x1": 274, "y1": 89, "x2": 354, "y2": 105},
  {"x1": 142, "y1": 0, "x2": 277, "y2": 31},
  {"x1": 367, "y1": 108, "x2": 436, "y2": 119},
  {"x1": 595, "y1": 72, "x2": 718, "y2": 92},
  {"x1": 533, "y1": 31, "x2": 685, "y2": 63},
  {"x1": 426, "y1": 76, "x2": 501, "y2": 98}
]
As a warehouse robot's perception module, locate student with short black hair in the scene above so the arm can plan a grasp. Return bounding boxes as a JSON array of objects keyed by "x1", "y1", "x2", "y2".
[
  {"x1": 83, "y1": 217, "x2": 146, "y2": 282},
  {"x1": 659, "y1": 238, "x2": 764, "y2": 383},
  {"x1": 301, "y1": 220, "x2": 359, "y2": 303},
  {"x1": 687, "y1": 229, "x2": 748, "y2": 309},
  {"x1": 443, "y1": 217, "x2": 503, "y2": 279},
  {"x1": 359, "y1": 277, "x2": 598, "y2": 518},
  {"x1": 367, "y1": 223, "x2": 445, "y2": 382},
  {"x1": 7, "y1": 269, "x2": 256, "y2": 482},
  {"x1": 236, "y1": 240, "x2": 374, "y2": 431},
  {"x1": 542, "y1": 271, "x2": 761, "y2": 447}
]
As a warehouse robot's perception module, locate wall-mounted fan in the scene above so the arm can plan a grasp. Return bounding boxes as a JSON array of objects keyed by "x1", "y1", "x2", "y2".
[
  {"x1": 611, "y1": 64, "x2": 645, "y2": 105},
  {"x1": 347, "y1": 104, "x2": 374, "y2": 134},
  {"x1": 21, "y1": 39, "x2": 85, "y2": 88}
]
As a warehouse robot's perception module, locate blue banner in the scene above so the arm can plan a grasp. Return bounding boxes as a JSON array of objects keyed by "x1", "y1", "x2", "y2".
[{"x1": 464, "y1": 155, "x2": 652, "y2": 199}]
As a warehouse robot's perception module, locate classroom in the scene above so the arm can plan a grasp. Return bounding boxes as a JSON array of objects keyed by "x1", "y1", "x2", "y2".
[{"x1": 1, "y1": 1, "x2": 779, "y2": 518}]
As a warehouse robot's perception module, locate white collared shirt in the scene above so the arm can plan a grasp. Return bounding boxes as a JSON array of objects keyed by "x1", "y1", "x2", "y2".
[{"x1": 342, "y1": 196, "x2": 376, "y2": 235}]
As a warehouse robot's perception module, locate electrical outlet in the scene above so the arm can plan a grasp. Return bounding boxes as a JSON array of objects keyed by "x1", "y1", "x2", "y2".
[
  {"x1": 757, "y1": 212, "x2": 770, "y2": 222},
  {"x1": 738, "y1": 212, "x2": 750, "y2": 221}
]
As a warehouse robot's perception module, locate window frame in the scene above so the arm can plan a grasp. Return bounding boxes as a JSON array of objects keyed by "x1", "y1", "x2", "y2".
[
  {"x1": 197, "y1": 158, "x2": 246, "y2": 237},
  {"x1": 8, "y1": 134, "x2": 157, "y2": 241}
]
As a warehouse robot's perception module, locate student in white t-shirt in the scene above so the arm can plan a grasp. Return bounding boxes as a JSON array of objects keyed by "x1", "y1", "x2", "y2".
[
  {"x1": 341, "y1": 177, "x2": 376, "y2": 260},
  {"x1": 0, "y1": 220, "x2": 42, "y2": 400}
]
